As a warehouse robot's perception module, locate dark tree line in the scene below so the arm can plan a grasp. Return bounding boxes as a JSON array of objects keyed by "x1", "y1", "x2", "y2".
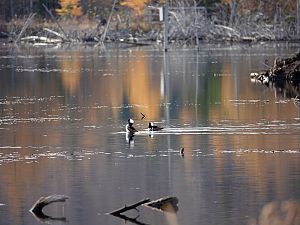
[
  {"x1": 0, "y1": 0, "x2": 116, "y2": 21},
  {"x1": 0, "y1": 0, "x2": 57, "y2": 20},
  {"x1": 1, "y1": 0, "x2": 223, "y2": 21}
]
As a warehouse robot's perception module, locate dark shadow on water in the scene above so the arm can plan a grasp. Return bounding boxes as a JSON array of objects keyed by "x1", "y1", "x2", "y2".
[
  {"x1": 271, "y1": 80, "x2": 300, "y2": 99},
  {"x1": 252, "y1": 78, "x2": 300, "y2": 101},
  {"x1": 111, "y1": 214, "x2": 150, "y2": 225},
  {"x1": 110, "y1": 197, "x2": 179, "y2": 225},
  {"x1": 30, "y1": 210, "x2": 67, "y2": 224}
]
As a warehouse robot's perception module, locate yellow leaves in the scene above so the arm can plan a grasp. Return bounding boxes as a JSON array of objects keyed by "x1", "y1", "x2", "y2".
[
  {"x1": 121, "y1": 0, "x2": 150, "y2": 15},
  {"x1": 56, "y1": 0, "x2": 83, "y2": 17}
]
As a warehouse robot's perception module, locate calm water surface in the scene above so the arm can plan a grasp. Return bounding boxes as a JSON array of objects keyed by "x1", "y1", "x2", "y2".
[{"x1": 0, "y1": 43, "x2": 300, "y2": 225}]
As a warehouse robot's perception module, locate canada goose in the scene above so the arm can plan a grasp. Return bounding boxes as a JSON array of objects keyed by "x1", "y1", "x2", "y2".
[{"x1": 126, "y1": 119, "x2": 138, "y2": 133}]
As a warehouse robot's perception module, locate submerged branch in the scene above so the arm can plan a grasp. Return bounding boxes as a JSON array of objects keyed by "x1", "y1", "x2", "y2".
[{"x1": 109, "y1": 198, "x2": 150, "y2": 215}]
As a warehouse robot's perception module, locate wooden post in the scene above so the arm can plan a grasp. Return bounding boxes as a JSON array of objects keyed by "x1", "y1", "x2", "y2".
[
  {"x1": 163, "y1": 2, "x2": 169, "y2": 52},
  {"x1": 100, "y1": 0, "x2": 118, "y2": 44},
  {"x1": 297, "y1": 0, "x2": 300, "y2": 35},
  {"x1": 194, "y1": 0, "x2": 199, "y2": 50}
]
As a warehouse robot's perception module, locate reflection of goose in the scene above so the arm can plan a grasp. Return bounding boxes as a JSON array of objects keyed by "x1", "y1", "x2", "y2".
[
  {"x1": 126, "y1": 119, "x2": 138, "y2": 133},
  {"x1": 180, "y1": 148, "x2": 184, "y2": 156},
  {"x1": 126, "y1": 133, "x2": 135, "y2": 148},
  {"x1": 148, "y1": 122, "x2": 163, "y2": 131}
]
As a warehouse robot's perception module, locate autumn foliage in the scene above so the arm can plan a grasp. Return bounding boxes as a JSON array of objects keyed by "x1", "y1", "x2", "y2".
[
  {"x1": 121, "y1": 0, "x2": 151, "y2": 15},
  {"x1": 56, "y1": 0, "x2": 83, "y2": 17}
]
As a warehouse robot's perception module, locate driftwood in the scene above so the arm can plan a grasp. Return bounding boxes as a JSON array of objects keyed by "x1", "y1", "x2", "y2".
[
  {"x1": 30, "y1": 194, "x2": 68, "y2": 223},
  {"x1": 145, "y1": 196, "x2": 179, "y2": 213},
  {"x1": 250, "y1": 52, "x2": 300, "y2": 102},
  {"x1": 250, "y1": 52, "x2": 300, "y2": 85},
  {"x1": 20, "y1": 36, "x2": 61, "y2": 44},
  {"x1": 43, "y1": 28, "x2": 65, "y2": 39},
  {"x1": 109, "y1": 196, "x2": 179, "y2": 225},
  {"x1": 109, "y1": 198, "x2": 150, "y2": 216}
]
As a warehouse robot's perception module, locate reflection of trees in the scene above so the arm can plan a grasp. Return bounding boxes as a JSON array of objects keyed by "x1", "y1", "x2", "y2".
[
  {"x1": 60, "y1": 52, "x2": 81, "y2": 94},
  {"x1": 266, "y1": 81, "x2": 300, "y2": 100},
  {"x1": 2, "y1": 46, "x2": 300, "y2": 225},
  {"x1": 248, "y1": 200, "x2": 300, "y2": 225},
  {"x1": 123, "y1": 51, "x2": 161, "y2": 120}
]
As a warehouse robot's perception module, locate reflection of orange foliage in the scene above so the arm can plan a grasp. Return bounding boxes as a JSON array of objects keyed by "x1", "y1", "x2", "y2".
[
  {"x1": 60, "y1": 53, "x2": 81, "y2": 94},
  {"x1": 124, "y1": 51, "x2": 161, "y2": 120},
  {"x1": 248, "y1": 200, "x2": 300, "y2": 225},
  {"x1": 210, "y1": 58, "x2": 300, "y2": 195},
  {"x1": 0, "y1": 159, "x2": 67, "y2": 225}
]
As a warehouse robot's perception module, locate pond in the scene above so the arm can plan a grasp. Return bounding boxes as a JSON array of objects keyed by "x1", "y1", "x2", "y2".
[{"x1": 0, "y1": 42, "x2": 300, "y2": 225}]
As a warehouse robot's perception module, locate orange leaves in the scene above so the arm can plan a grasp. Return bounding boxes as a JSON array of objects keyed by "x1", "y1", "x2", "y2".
[
  {"x1": 120, "y1": 0, "x2": 151, "y2": 15},
  {"x1": 56, "y1": 0, "x2": 83, "y2": 17},
  {"x1": 221, "y1": 0, "x2": 234, "y2": 4}
]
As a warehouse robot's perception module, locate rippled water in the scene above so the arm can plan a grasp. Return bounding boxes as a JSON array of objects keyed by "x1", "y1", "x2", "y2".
[{"x1": 0, "y1": 43, "x2": 300, "y2": 225}]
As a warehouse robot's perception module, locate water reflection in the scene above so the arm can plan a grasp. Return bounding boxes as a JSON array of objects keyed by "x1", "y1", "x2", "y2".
[
  {"x1": 251, "y1": 77, "x2": 300, "y2": 99},
  {"x1": 0, "y1": 43, "x2": 300, "y2": 225},
  {"x1": 126, "y1": 133, "x2": 135, "y2": 148},
  {"x1": 60, "y1": 52, "x2": 81, "y2": 94},
  {"x1": 31, "y1": 211, "x2": 67, "y2": 224},
  {"x1": 248, "y1": 199, "x2": 300, "y2": 225}
]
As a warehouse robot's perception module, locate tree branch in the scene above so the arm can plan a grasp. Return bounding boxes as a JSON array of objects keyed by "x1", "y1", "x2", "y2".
[{"x1": 109, "y1": 198, "x2": 150, "y2": 215}]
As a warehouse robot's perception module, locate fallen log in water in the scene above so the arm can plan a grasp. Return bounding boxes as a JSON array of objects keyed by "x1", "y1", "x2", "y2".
[
  {"x1": 109, "y1": 198, "x2": 151, "y2": 215},
  {"x1": 109, "y1": 196, "x2": 179, "y2": 225},
  {"x1": 30, "y1": 194, "x2": 68, "y2": 223},
  {"x1": 145, "y1": 196, "x2": 179, "y2": 213},
  {"x1": 250, "y1": 52, "x2": 300, "y2": 85},
  {"x1": 20, "y1": 36, "x2": 62, "y2": 44}
]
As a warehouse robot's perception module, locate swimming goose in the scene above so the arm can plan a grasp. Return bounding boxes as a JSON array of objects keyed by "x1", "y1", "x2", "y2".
[
  {"x1": 148, "y1": 122, "x2": 163, "y2": 131},
  {"x1": 126, "y1": 119, "x2": 138, "y2": 133}
]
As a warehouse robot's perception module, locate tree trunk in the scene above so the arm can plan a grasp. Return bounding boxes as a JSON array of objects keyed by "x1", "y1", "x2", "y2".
[
  {"x1": 9, "y1": 0, "x2": 14, "y2": 19},
  {"x1": 29, "y1": 0, "x2": 33, "y2": 13},
  {"x1": 297, "y1": 0, "x2": 300, "y2": 35},
  {"x1": 229, "y1": 0, "x2": 238, "y2": 27}
]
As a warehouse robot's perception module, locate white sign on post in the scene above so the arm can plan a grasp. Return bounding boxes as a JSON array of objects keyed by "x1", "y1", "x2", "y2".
[{"x1": 159, "y1": 7, "x2": 163, "y2": 21}]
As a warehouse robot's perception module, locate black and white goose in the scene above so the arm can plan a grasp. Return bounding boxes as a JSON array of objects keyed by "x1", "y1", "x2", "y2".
[
  {"x1": 126, "y1": 119, "x2": 138, "y2": 133},
  {"x1": 148, "y1": 122, "x2": 163, "y2": 131}
]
